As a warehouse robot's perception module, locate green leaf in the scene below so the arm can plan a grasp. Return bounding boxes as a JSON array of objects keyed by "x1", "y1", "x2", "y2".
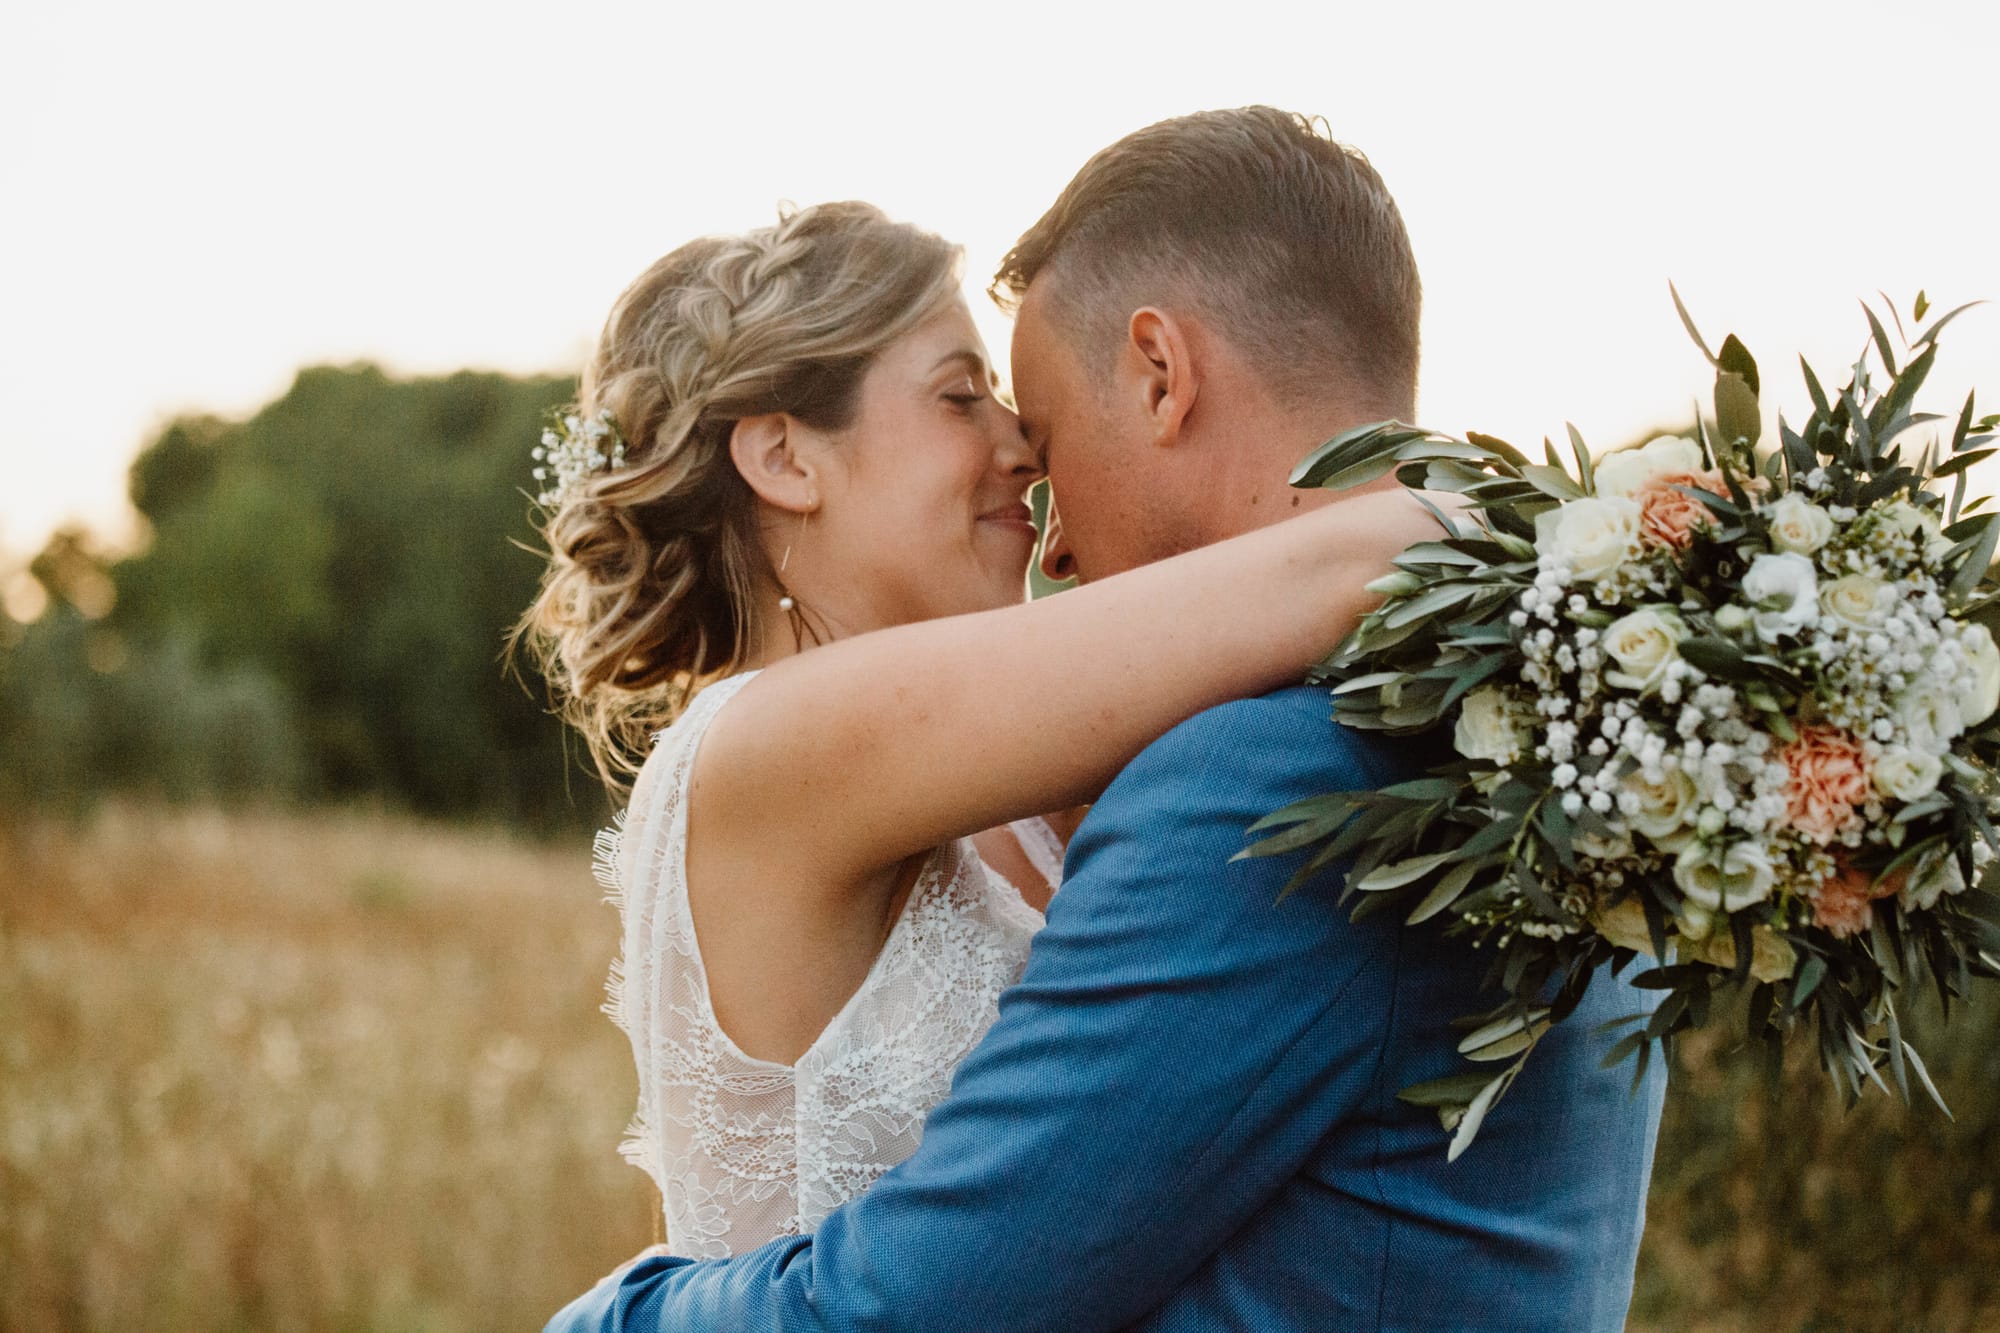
[
  {"x1": 1457, "y1": 1007, "x2": 1547, "y2": 1055},
  {"x1": 1464, "y1": 431, "x2": 1532, "y2": 471},
  {"x1": 1354, "y1": 850, "x2": 1458, "y2": 892},
  {"x1": 1406, "y1": 858, "x2": 1482, "y2": 925},
  {"x1": 1801, "y1": 357, "x2": 1832, "y2": 419},
  {"x1": 1396, "y1": 1070, "x2": 1495, "y2": 1108},
  {"x1": 1790, "y1": 955, "x2": 1828, "y2": 1011},
  {"x1": 1863, "y1": 301, "x2": 1900, "y2": 377},
  {"x1": 1520, "y1": 463, "x2": 1584, "y2": 501},
  {"x1": 1914, "y1": 290, "x2": 1930, "y2": 322},
  {"x1": 1948, "y1": 514, "x2": 2000, "y2": 603},
  {"x1": 1678, "y1": 635, "x2": 1753, "y2": 680},
  {"x1": 1903, "y1": 1041, "x2": 1953, "y2": 1119},
  {"x1": 1330, "y1": 670, "x2": 1408, "y2": 696},
  {"x1": 1915, "y1": 299, "x2": 1987, "y2": 350},
  {"x1": 1933, "y1": 449, "x2": 1995, "y2": 481},
  {"x1": 1715, "y1": 370, "x2": 1761, "y2": 448},
  {"x1": 1447, "y1": 1069, "x2": 1509, "y2": 1161},
  {"x1": 1669, "y1": 281, "x2": 1718, "y2": 364},
  {"x1": 1566, "y1": 423, "x2": 1595, "y2": 494},
  {"x1": 1717, "y1": 333, "x2": 1761, "y2": 397}
]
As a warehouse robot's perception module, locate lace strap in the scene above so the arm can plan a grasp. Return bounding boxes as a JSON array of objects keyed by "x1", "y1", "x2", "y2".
[{"x1": 1008, "y1": 816, "x2": 1066, "y2": 887}]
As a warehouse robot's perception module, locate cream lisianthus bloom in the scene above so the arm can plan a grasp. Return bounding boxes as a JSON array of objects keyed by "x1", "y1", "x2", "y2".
[
  {"x1": 1591, "y1": 896, "x2": 1659, "y2": 955},
  {"x1": 1960, "y1": 622, "x2": 2000, "y2": 725},
  {"x1": 1898, "y1": 680, "x2": 1965, "y2": 753},
  {"x1": 1673, "y1": 842, "x2": 1777, "y2": 912},
  {"x1": 1602, "y1": 607, "x2": 1684, "y2": 692},
  {"x1": 1535, "y1": 496, "x2": 1644, "y2": 581},
  {"x1": 1901, "y1": 848, "x2": 1968, "y2": 912},
  {"x1": 1683, "y1": 922, "x2": 1797, "y2": 982},
  {"x1": 1742, "y1": 551, "x2": 1819, "y2": 642},
  {"x1": 1872, "y1": 746, "x2": 1943, "y2": 802},
  {"x1": 1819, "y1": 574, "x2": 1891, "y2": 631},
  {"x1": 1764, "y1": 493, "x2": 1835, "y2": 555},
  {"x1": 1594, "y1": 435, "x2": 1706, "y2": 498},
  {"x1": 1623, "y1": 767, "x2": 1699, "y2": 849},
  {"x1": 1454, "y1": 686, "x2": 1531, "y2": 766}
]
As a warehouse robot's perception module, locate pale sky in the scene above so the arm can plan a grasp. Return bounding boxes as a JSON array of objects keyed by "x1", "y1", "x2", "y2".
[{"x1": 5, "y1": 0, "x2": 1997, "y2": 564}]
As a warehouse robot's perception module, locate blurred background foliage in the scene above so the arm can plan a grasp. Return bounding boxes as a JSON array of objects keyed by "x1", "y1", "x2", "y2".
[
  {"x1": 2, "y1": 369, "x2": 1997, "y2": 1329},
  {"x1": 0, "y1": 364, "x2": 602, "y2": 831}
]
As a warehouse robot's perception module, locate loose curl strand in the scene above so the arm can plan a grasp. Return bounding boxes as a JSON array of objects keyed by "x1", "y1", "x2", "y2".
[{"x1": 513, "y1": 202, "x2": 963, "y2": 791}]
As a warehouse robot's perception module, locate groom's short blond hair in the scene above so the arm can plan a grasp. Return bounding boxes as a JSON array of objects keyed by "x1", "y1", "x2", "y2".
[{"x1": 993, "y1": 106, "x2": 1421, "y2": 415}]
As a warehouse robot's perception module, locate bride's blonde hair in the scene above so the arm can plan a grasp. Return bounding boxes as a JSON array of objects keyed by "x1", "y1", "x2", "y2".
[{"x1": 516, "y1": 201, "x2": 962, "y2": 788}]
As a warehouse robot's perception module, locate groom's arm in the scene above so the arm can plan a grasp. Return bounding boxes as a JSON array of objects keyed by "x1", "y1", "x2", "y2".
[{"x1": 547, "y1": 689, "x2": 1409, "y2": 1333}]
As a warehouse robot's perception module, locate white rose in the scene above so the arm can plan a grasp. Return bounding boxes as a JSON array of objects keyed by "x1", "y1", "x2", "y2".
[
  {"x1": 1676, "y1": 901, "x2": 1715, "y2": 941},
  {"x1": 1623, "y1": 768, "x2": 1699, "y2": 849},
  {"x1": 1602, "y1": 607, "x2": 1684, "y2": 692},
  {"x1": 1901, "y1": 849, "x2": 1968, "y2": 912},
  {"x1": 1764, "y1": 493, "x2": 1835, "y2": 555},
  {"x1": 1960, "y1": 622, "x2": 2000, "y2": 725},
  {"x1": 1454, "y1": 686, "x2": 1531, "y2": 765},
  {"x1": 1594, "y1": 435, "x2": 1706, "y2": 498},
  {"x1": 1883, "y1": 500, "x2": 1954, "y2": 561},
  {"x1": 1673, "y1": 842, "x2": 1777, "y2": 912},
  {"x1": 1872, "y1": 746, "x2": 1943, "y2": 802},
  {"x1": 1898, "y1": 681, "x2": 1965, "y2": 754},
  {"x1": 1742, "y1": 551, "x2": 1820, "y2": 642},
  {"x1": 1534, "y1": 496, "x2": 1644, "y2": 581},
  {"x1": 1819, "y1": 574, "x2": 1892, "y2": 631}
]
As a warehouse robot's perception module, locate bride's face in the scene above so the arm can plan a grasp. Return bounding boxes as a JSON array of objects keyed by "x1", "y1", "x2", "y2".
[{"x1": 801, "y1": 297, "x2": 1043, "y2": 628}]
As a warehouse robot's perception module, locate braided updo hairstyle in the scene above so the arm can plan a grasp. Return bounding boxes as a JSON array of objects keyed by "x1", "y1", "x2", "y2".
[{"x1": 517, "y1": 202, "x2": 963, "y2": 788}]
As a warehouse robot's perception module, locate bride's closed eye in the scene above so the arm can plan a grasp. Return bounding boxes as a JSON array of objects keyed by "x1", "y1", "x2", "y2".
[{"x1": 942, "y1": 376, "x2": 988, "y2": 411}]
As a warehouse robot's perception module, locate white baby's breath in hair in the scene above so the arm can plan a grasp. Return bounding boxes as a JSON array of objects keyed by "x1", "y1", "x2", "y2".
[{"x1": 531, "y1": 408, "x2": 627, "y2": 509}]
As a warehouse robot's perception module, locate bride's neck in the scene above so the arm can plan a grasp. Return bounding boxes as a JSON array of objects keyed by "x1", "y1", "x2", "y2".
[{"x1": 736, "y1": 583, "x2": 878, "y2": 673}]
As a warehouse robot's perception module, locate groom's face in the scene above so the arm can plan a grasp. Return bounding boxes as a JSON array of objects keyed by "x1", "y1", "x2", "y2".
[{"x1": 1008, "y1": 278, "x2": 1169, "y2": 584}]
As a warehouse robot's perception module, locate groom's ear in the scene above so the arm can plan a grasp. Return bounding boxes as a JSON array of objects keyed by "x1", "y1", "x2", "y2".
[
  {"x1": 1125, "y1": 307, "x2": 1197, "y2": 449},
  {"x1": 729, "y1": 413, "x2": 819, "y2": 514}
]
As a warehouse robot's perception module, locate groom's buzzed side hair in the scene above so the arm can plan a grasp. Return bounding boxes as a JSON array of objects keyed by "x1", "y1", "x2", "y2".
[{"x1": 994, "y1": 106, "x2": 1420, "y2": 414}]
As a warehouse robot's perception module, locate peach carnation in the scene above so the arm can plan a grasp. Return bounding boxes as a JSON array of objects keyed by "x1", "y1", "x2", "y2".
[
  {"x1": 1633, "y1": 471, "x2": 1728, "y2": 549},
  {"x1": 1811, "y1": 857, "x2": 1902, "y2": 939},
  {"x1": 1779, "y1": 724, "x2": 1870, "y2": 845}
]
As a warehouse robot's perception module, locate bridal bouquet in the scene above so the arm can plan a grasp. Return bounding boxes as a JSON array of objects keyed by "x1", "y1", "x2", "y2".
[{"x1": 1250, "y1": 293, "x2": 2000, "y2": 1156}]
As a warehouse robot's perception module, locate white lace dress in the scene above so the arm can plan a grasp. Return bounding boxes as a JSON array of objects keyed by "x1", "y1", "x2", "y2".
[{"x1": 594, "y1": 672, "x2": 1047, "y2": 1257}]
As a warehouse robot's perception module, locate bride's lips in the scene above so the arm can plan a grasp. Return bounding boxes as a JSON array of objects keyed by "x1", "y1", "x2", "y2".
[{"x1": 978, "y1": 502, "x2": 1038, "y2": 539}]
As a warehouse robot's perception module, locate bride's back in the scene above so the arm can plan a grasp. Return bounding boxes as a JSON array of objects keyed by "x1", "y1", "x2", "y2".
[{"x1": 601, "y1": 672, "x2": 1041, "y2": 1255}]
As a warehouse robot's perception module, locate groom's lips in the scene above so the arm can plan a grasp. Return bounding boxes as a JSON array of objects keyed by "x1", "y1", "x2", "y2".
[{"x1": 979, "y1": 502, "x2": 1037, "y2": 538}]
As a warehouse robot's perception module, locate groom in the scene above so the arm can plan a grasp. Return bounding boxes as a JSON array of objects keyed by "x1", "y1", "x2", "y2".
[{"x1": 548, "y1": 107, "x2": 1664, "y2": 1331}]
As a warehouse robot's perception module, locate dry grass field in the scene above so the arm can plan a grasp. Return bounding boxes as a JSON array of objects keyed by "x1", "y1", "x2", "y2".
[
  {"x1": 0, "y1": 804, "x2": 654, "y2": 1331},
  {"x1": 4, "y1": 803, "x2": 1998, "y2": 1331}
]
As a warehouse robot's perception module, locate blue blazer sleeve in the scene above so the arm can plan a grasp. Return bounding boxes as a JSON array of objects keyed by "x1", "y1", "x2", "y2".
[{"x1": 546, "y1": 689, "x2": 1418, "y2": 1333}]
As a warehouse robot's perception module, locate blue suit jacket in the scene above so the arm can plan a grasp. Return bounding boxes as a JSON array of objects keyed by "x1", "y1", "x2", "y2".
[{"x1": 547, "y1": 686, "x2": 1665, "y2": 1332}]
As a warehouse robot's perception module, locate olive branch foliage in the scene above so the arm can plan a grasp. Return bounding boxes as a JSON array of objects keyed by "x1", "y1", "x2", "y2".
[{"x1": 1243, "y1": 290, "x2": 2000, "y2": 1158}]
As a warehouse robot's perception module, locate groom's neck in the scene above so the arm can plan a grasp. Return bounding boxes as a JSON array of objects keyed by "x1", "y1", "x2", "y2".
[{"x1": 1189, "y1": 397, "x2": 1412, "y2": 547}]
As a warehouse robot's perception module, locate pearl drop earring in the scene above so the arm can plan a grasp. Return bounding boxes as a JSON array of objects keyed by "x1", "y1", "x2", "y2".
[{"x1": 777, "y1": 501, "x2": 811, "y2": 613}]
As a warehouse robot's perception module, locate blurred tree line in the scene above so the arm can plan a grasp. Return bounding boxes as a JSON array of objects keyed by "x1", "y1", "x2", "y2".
[{"x1": 0, "y1": 364, "x2": 605, "y2": 832}]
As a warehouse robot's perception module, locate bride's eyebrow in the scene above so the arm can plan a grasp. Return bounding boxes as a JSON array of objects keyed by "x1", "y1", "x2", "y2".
[{"x1": 927, "y1": 349, "x2": 997, "y2": 386}]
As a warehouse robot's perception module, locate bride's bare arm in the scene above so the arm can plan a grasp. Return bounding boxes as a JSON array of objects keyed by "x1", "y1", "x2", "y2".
[{"x1": 700, "y1": 487, "x2": 1444, "y2": 882}]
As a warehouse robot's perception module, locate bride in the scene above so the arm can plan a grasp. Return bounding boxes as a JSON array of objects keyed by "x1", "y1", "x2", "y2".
[{"x1": 518, "y1": 199, "x2": 1441, "y2": 1259}]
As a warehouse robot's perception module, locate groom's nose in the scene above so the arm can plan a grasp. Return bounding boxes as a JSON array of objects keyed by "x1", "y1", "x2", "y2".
[{"x1": 1039, "y1": 501, "x2": 1078, "y2": 584}]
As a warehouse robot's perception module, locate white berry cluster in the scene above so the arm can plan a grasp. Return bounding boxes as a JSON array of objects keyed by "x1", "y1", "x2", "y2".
[{"x1": 531, "y1": 409, "x2": 628, "y2": 510}]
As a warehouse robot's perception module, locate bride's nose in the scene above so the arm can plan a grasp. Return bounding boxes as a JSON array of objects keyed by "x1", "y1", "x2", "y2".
[{"x1": 992, "y1": 407, "x2": 1044, "y2": 482}]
